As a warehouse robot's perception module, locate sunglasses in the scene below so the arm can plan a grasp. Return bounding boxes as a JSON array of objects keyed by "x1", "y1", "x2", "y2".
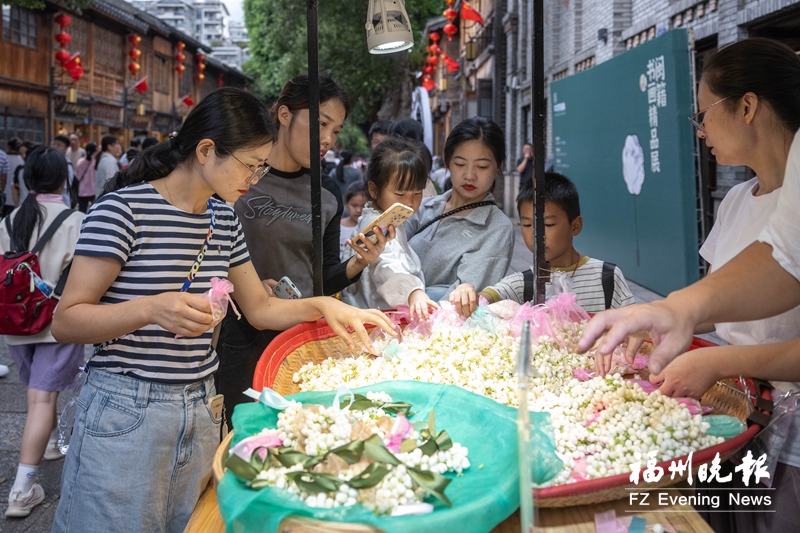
[{"x1": 688, "y1": 96, "x2": 730, "y2": 132}]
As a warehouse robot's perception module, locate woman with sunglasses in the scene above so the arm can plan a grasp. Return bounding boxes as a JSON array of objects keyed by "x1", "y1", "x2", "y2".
[
  {"x1": 215, "y1": 75, "x2": 392, "y2": 424},
  {"x1": 588, "y1": 38, "x2": 800, "y2": 533},
  {"x1": 49, "y1": 88, "x2": 395, "y2": 533}
]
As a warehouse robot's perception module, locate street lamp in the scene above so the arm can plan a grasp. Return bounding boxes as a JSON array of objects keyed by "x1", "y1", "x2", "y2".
[
  {"x1": 366, "y1": 0, "x2": 414, "y2": 54},
  {"x1": 465, "y1": 40, "x2": 477, "y2": 61}
]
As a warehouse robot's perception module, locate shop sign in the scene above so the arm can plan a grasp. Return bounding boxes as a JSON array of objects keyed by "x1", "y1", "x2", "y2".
[
  {"x1": 128, "y1": 111, "x2": 152, "y2": 130},
  {"x1": 153, "y1": 114, "x2": 173, "y2": 133},
  {"x1": 56, "y1": 101, "x2": 91, "y2": 119},
  {"x1": 91, "y1": 104, "x2": 123, "y2": 125}
]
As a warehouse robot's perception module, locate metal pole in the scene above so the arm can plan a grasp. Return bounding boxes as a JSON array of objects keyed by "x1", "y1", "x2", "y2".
[
  {"x1": 532, "y1": 0, "x2": 548, "y2": 305},
  {"x1": 308, "y1": 0, "x2": 324, "y2": 297}
]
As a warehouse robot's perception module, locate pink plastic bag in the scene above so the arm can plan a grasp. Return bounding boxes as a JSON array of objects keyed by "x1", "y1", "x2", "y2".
[
  {"x1": 547, "y1": 292, "x2": 590, "y2": 324},
  {"x1": 572, "y1": 367, "x2": 595, "y2": 382},
  {"x1": 427, "y1": 301, "x2": 466, "y2": 330},
  {"x1": 510, "y1": 302, "x2": 555, "y2": 340},
  {"x1": 675, "y1": 398, "x2": 714, "y2": 416},
  {"x1": 205, "y1": 277, "x2": 240, "y2": 327}
]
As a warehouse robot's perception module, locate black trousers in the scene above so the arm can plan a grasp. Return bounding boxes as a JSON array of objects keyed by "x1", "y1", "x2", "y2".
[{"x1": 214, "y1": 308, "x2": 280, "y2": 430}]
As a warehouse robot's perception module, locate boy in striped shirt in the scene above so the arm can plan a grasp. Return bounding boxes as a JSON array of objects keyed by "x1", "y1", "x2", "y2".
[{"x1": 450, "y1": 173, "x2": 635, "y2": 315}]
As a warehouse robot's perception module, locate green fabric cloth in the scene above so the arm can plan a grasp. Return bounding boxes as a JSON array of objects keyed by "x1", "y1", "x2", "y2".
[
  {"x1": 217, "y1": 381, "x2": 521, "y2": 533},
  {"x1": 703, "y1": 414, "x2": 747, "y2": 440}
]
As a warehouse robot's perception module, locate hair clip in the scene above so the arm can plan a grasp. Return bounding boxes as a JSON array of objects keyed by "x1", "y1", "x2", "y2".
[{"x1": 168, "y1": 131, "x2": 177, "y2": 139}]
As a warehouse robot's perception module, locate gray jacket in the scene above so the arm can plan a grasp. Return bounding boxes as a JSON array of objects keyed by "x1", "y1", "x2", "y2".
[{"x1": 406, "y1": 191, "x2": 514, "y2": 298}]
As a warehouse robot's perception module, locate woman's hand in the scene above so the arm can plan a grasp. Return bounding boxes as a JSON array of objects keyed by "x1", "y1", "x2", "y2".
[
  {"x1": 148, "y1": 292, "x2": 214, "y2": 337},
  {"x1": 649, "y1": 347, "x2": 723, "y2": 399},
  {"x1": 261, "y1": 278, "x2": 277, "y2": 297},
  {"x1": 449, "y1": 283, "x2": 479, "y2": 318},
  {"x1": 314, "y1": 298, "x2": 397, "y2": 353},
  {"x1": 346, "y1": 225, "x2": 396, "y2": 279},
  {"x1": 408, "y1": 289, "x2": 440, "y2": 322},
  {"x1": 579, "y1": 300, "x2": 695, "y2": 375}
]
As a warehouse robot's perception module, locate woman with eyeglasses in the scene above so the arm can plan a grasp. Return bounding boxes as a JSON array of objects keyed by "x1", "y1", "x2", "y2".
[
  {"x1": 48, "y1": 88, "x2": 395, "y2": 533},
  {"x1": 584, "y1": 38, "x2": 800, "y2": 533},
  {"x1": 215, "y1": 75, "x2": 392, "y2": 425}
]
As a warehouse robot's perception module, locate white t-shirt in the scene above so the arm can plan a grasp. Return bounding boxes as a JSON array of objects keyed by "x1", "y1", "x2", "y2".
[
  {"x1": 700, "y1": 177, "x2": 800, "y2": 346},
  {"x1": 483, "y1": 257, "x2": 635, "y2": 313},
  {"x1": 702, "y1": 175, "x2": 800, "y2": 468}
]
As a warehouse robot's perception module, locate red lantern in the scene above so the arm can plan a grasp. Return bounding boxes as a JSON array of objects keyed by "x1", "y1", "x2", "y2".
[
  {"x1": 54, "y1": 14, "x2": 72, "y2": 27},
  {"x1": 197, "y1": 53, "x2": 205, "y2": 62},
  {"x1": 217, "y1": 73, "x2": 224, "y2": 88},
  {"x1": 198, "y1": 63, "x2": 206, "y2": 71},
  {"x1": 422, "y1": 66, "x2": 434, "y2": 75},
  {"x1": 128, "y1": 35, "x2": 141, "y2": 46},
  {"x1": 427, "y1": 55, "x2": 439, "y2": 67},
  {"x1": 443, "y1": 23, "x2": 458, "y2": 41},
  {"x1": 55, "y1": 32, "x2": 72, "y2": 45},
  {"x1": 422, "y1": 76, "x2": 435, "y2": 92},
  {"x1": 175, "y1": 64, "x2": 186, "y2": 74},
  {"x1": 176, "y1": 41, "x2": 185, "y2": 51},
  {"x1": 443, "y1": 8, "x2": 457, "y2": 21},
  {"x1": 128, "y1": 49, "x2": 141, "y2": 60},
  {"x1": 446, "y1": 0, "x2": 455, "y2": 6},
  {"x1": 430, "y1": 32, "x2": 440, "y2": 43},
  {"x1": 427, "y1": 44, "x2": 438, "y2": 54},
  {"x1": 56, "y1": 50, "x2": 71, "y2": 63},
  {"x1": 128, "y1": 62, "x2": 141, "y2": 75},
  {"x1": 196, "y1": 73, "x2": 205, "y2": 81},
  {"x1": 175, "y1": 52, "x2": 185, "y2": 63}
]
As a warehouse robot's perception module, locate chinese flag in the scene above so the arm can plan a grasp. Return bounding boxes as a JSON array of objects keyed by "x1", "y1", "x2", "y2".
[
  {"x1": 134, "y1": 77, "x2": 148, "y2": 94},
  {"x1": 63, "y1": 52, "x2": 82, "y2": 73},
  {"x1": 461, "y1": 1, "x2": 484, "y2": 24},
  {"x1": 181, "y1": 94, "x2": 195, "y2": 107},
  {"x1": 441, "y1": 53, "x2": 460, "y2": 72}
]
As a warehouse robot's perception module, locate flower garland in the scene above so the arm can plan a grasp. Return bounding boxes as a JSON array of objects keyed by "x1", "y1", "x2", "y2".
[{"x1": 226, "y1": 392, "x2": 470, "y2": 515}]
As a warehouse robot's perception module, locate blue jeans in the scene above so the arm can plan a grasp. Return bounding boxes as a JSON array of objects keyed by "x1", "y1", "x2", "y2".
[{"x1": 52, "y1": 369, "x2": 221, "y2": 533}]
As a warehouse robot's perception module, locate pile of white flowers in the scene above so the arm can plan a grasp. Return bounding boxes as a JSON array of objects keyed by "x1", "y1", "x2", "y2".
[
  {"x1": 246, "y1": 392, "x2": 470, "y2": 514},
  {"x1": 294, "y1": 324, "x2": 723, "y2": 486}
]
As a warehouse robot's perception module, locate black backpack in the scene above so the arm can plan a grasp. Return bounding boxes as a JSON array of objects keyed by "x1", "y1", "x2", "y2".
[{"x1": 523, "y1": 261, "x2": 616, "y2": 309}]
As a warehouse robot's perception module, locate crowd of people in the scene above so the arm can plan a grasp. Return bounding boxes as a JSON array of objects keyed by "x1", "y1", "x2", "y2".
[{"x1": 0, "y1": 36, "x2": 797, "y2": 533}]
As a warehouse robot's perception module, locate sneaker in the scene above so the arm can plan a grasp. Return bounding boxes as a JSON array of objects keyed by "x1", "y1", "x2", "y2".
[
  {"x1": 5, "y1": 484, "x2": 45, "y2": 518},
  {"x1": 0, "y1": 364, "x2": 9, "y2": 378},
  {"x1": 43, "y1": 438, "x2": 64, "y2": 461}
]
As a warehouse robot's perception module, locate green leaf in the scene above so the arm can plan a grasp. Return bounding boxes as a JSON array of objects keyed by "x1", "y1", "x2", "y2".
[
  {"x1": 399, "y1": 438, "x2": 418, "y2": 454},
  {"x1": 347, "y1": 463, "x2": 390, "y2": 489},
  {"x1": 286, "y1": 471, "x2": 344, "y2": 494},
  {"x1": 348, "y1": 399, "x2": 379, "y2": 411},
  {"x1": 435, "y1": 430, "x2": 453, "y2": 452},
  {"x1": 419, "y1": 438, "x2": 437, "y2": 456},
  {"x1": 226, "y1": 453, "x2": 260, "y2": 482},
  {"x1": 428, "y1": 410, "x2": 436, "y2": 436},
  {"x1": 250, "y1": 479, "x2": 273, "y2": 490},
  {"x1": 273, "y1": 447, "x2": 317, "y2": 469},
  {"x1": 381, "y1": 402, "x2": 413, "y2": 416},
  {"x1": 249, "y1": 447, "x2": 269, "y2": 471},
  {"x1": 363, "y1": 434, "x2": 401, "y2": 466},
  {"x1": 328, "y1": 440, "x2": 365, "y2": 465},
  {"x1": 408, "y1": 467, "x2": 453, "y2": 507}
]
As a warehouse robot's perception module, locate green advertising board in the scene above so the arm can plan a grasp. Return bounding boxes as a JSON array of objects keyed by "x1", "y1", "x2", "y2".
[{"x1": 551, "y1": 29, "x2": 698, "y2": 295}]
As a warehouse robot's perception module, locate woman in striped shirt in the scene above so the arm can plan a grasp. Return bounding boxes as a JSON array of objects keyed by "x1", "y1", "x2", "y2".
[{"x1": 49, "y1": 88, "x2": 395, "y2": 533}]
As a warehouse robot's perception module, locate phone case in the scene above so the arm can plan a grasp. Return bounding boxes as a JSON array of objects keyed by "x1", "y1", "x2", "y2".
[
  {"x1": 274, "y1": 276, "x2": 302, "y2": 300},
  {"x1": 354, "y1": 203, "x2": 415, "y2": 247}
]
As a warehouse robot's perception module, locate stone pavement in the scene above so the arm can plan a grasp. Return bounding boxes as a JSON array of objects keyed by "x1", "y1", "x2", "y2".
[{"x1": 0, "y1": 225, "x2": 715, "y2": 531}]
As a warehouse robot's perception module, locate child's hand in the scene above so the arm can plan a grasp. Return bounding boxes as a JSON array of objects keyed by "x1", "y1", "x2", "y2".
[
  {"x1": 408, "y1": 289, "x2": 440, "y2": 322},
  {"x1": 347, "y1": 225, "x2": 397, "y2": 271},
  {"x1": 449, "y1": 283, "x2": 479, "y2": 318}
]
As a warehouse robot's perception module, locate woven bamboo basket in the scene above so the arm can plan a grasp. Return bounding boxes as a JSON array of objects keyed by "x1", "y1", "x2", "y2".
[{"x1": 214, "y1": 319, "x2": 766, "y2": 518}]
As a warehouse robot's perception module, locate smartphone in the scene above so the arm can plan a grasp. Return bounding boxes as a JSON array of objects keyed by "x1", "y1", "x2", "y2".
[
  {"x1": 274, "y1": 276, "x2": 302, "y2": 299},
  {"x1": 353, "y1": 203, "x2": 415, "y2": 247}
]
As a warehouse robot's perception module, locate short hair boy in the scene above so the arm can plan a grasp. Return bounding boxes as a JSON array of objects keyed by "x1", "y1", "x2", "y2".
[{"x1": 451, "y1": 172, "x2": 635, "y2": 314}]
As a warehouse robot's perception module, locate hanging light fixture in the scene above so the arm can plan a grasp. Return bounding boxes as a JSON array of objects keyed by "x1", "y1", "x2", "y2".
[
  {"x1": 465, "y1": 40, "x2": 477, "y2": 61},
  {"x1": 366, "y1": 0, "x2": 414, "y2": 54},
  {"x1": 66, "y1": 87, "x2": 78, "y2": 104},
  {"x1": 136, "y1": 103, "x2": 146, "y2": 116},
  {"x1": 439, "y1": 77, "x2": 447, "y2": 91}
]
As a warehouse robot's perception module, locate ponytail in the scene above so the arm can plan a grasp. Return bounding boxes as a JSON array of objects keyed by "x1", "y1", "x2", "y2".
[
  {"x1": 103, "y1": 87, "x2": 276, "y2": 198},
  {"x1": 10, "y1": 146, "x2": 68, "y2": 252}
]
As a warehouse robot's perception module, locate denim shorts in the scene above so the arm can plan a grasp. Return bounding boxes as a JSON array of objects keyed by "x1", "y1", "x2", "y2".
[{"x1": 52, "y1": 368, "x2": 221, "y2": 533}]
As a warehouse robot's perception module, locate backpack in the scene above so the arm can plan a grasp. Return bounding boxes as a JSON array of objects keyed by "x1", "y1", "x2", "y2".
[
  {"x1": 1, "y1": 210, "x2": 73, "y2": 335},
  {"x1": 523, "y1": 261, "x2": 616, "y2": 309}
]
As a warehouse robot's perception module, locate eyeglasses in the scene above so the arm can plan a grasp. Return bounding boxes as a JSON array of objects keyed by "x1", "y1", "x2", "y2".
[
  {"x1": 688, "y1": 96, "x2": 730, "y2": 131},
  {"x1": 225, "y1": 150, "x2": 270, "y2": 185}
]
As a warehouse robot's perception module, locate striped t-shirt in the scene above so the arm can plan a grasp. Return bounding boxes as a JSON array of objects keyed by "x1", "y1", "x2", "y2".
[
  {"x1": 483, "y1": 257, "x2": 635, "y2": 313},
  {"x1": 75, "y1": 182, "x2": 250, "y2": 383}
]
